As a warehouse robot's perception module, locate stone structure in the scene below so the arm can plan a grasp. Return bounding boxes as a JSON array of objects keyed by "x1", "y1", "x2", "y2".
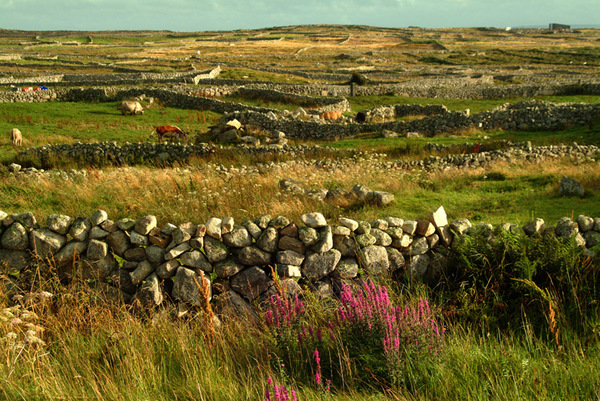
[{"x1": 0, "y1": 208, "x2": 598, "y2": 313}]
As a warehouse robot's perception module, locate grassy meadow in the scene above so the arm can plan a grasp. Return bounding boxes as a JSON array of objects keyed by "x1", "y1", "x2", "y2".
[{"x1": 1, "y1": 25, "x2": 600, "y2": 400}]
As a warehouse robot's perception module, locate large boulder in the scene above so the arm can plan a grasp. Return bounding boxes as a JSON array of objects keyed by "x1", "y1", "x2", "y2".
[
  {"x1": 231, "y1": 266, "x2": 271, "y2": 301},
  {"x1": 30, "y1": 228, "x2": 67, "y2": 261},
  {"x1": 172, "y1": 267, "x2": 211, "y2": 306},
  {"x1": 1, "y1": 222, "x2": 29, "y2": 251},
  {"x1": 302, "y1": 249, "x2": 341, "y2": 281},
  {"x1": 558, "y1": 176, "x2": 584, "y2": 197}
]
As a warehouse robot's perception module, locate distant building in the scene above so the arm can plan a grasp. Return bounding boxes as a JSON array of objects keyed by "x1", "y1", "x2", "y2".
[{"x1": 550, "y1": 23, "x2": 570, "y2": 31}]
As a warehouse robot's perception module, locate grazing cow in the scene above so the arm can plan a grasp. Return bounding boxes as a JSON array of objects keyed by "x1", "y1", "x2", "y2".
[
  {"x1": 119, "y1": 100, "x2": 144, "y2": 116},
  {"x1": 155, "y1": 125, "x2": 187, "y2": 144},
  {"x1": 9, "y1": 128, "x2": 22, "y2": 146},
  {"x1": 320, "y1": 110, "x2": 343, "y2": 120}
]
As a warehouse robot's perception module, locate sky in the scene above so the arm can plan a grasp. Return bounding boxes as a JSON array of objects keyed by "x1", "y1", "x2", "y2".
[{"x1": 0, "y1": 0, "x2": 598, "y2": 32}]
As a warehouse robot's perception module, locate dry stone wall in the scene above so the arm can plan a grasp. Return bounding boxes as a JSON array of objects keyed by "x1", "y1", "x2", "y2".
[{"x1": 1, "y1": 208, "x2": 598, "y2": 312}]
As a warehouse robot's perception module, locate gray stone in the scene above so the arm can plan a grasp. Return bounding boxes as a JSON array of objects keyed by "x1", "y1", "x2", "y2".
[
  {"x1": 123, "y1": 247, "x2": 147, "y2": 262},
  {"x1": 523, "y1": 218, "x2": 545, "y2": 236},
  {"x1": 280, "y1": 223, "x2": 298, "y2": 238},
  {"x1": 278, "y1": 236, "x2": 305, "y2": 254},
  {"x1": 203, "y1": 236, "x2": 229, "y2": 263},
  {"x1": 392, "y1": 233, "x2": 413, "y2": 249},
  {"x1": 189, "y1": 236, "x2": 204, "y2": 250},
  {"x1": 334, "y1": 258, "x2": 359, "y2": 279},
  {"x1": 361, "y1": 245, "x2": 389, "y2": 275},
  {"x1": 87, "y1": 239, "x2": 108, "y2": 261},
  {"x1": 255, "y1": 215, "x2": 271, "y2": 230},
  {"x1": 11, "y1": 212, "x2": 36, "y2": 229},
  {"x1": 408, "y1": 236, "x2": 429, "y2": 256},
  {"x1": 408, "y1": 254, "x2": 430, "y2": 279},
  {"x1": 241, "y1": 220, "x2": 262, "y2": 239},
  {"x1": 223, "y1": 225, "x2": 252, "y2": 248},
  {"x1": 172, "y1": 227, "x2": 192, "y2": 244},
  {"x1": 117, "y1": 218, "x2": 136, "y2": 231},
  {"x1": 302, "y1": 249, "x2": 341, "y2": 281},
  {"x1": 30, "y1": 228, "x2": 67, "y2": 260},
  {"x1": 429, "y1": 206, "x2": 448, "y2": 228},
  {"x1": 129, "y1": 231, "x2": 149, "y2": 247},
  {"x1": 107, "y1": 230, "x2": 130, "y2": 257},
  {"x1": 213, "y1": 290, "x2": 254, "y2": 318},
  {"x1": 206, "y1": 217, "x2": 222, "y2": 240},
  {"x1": 355, "y1": 233, "x2": 376, "y2": 248},
  {"x1": 558, "y1": 176, "x2": 584, "y2": 197},
  {"x1": 46, "y1": 214, "x2": 72, "y2": 235},
  {"x1": 584, "y1": 230, "x2": 600, "y2": 248},
  {"x1": 277, "y1": 250, "x2": 305, "y2": 266},
  {"x1": 332, "y1": 225, "x2": 352, "y2": 236},
  {"x1": 54, "y1": 241, "x2": 87, "y2": 266},
  {"x1": 577, "y1": 215, "x2": 595, "y2": 232},
  {"x1": 135, "y1": 273, "x2": 163, "y2": 308},
  {"x1": 180, "y1": 250, "x2": 213, "y2": 273},
  {"x1": 231, "y1": 266, "x2": 271, "y2": 301},
  {"x1": 215, "y1": 258, "x2": 244, "y2": 278},
  {"x1": 351, "y1": 185, "x2": 371, "y2": 201},
  {"x1": 356, "y1": 221, "x2": 371, "y2": 235},
  {"x1": 370, "y1": 219, "x2": 389, "y2": 231},
  {"x1": 1, "y1": 222, "x2": 29, "y2": 251},
  {"x1": 70, "y1": 217, "x2": 92, "y2": 242},
  {"x1": 269, "y1": 216, "x2": 290, "y2": 228},
  {"x1": 367, "y1": 191, "x2": 395, "y2": 206},
  {"x1": 301, "y1": 212, "x2": 327, "y2": 228},
  {"x1": 237, "y1": 245, "x2": 272, "y2": 266},
  {"x1": 386, "y1": 227, "x2": 404, "y2": 239},
  {"x1": 333, "y1": 234, "x2": 357, "y2": 257},
  {"x1": 145, "y1": 245, "x2": 165, "y2": 264},
  {"x1": 134, "y1": 215, "x2": 157, "y2": 235},
  {"x1": 90, "y1": 210, "x2": 108, "y2": 226},
  {"x1": 311, "y1": 226, "x2": 333, "y2": 253},
  {"x1": 450, "y1": 218, "x2": 472, "y2": 235},
  {"x1": 257, "y1": 227, "x2": 279, "y2": 253},
  {"x1": 172, "y1": 267, "x2": 211, "y2": 306},
  {"x1": 556, "y1": 217, "x2": 579, "y2": 239},
  {"x1": 222, "y1": 217, "x2": 234, "y2": 235},
  {"x1": 370, "y1": 228, "x2": 392, "y2": 246},
  {"x1": 129, "y1": 260, "x2": 155, "y2": 286},
  {"x1": 89, "y1": 226, "x2": 109, "y2": 240},
  {"x1": 386, "y1": 247, "x2": 405, "y2": 271},
  {"x1": 0, "y1": 249, "x2": 33, "y2": 273},
  {"x1": 164, "y1": 242, "x2": 191, "y2": 260},
  {"x1": 338, "y1": 217, "x2": 359, "y2": 231},
  {"x1": 402, "y1": 220, "x2": 418, "y2": 235},
  {"x1": 415, "y1": 219, "x2": 436, "y2": 237},
  {"x1": 385, "y1": 217, "x2": 404, "y2": 228},
  {"x1": 156, "y1": 259, "x2": 179, "y2": 279},
  {"x1": 298, "y1": 227, "x2": 319, "y2": 246},
  {"x1": 161, "y1": 223, "x2": 178, "y2": 236},
  {"x1": 595, "y1": 218, "x2": 600, "y2": 232},
  {"x1": 276, "y1": 264, "x2": 302, "y2": 278}
]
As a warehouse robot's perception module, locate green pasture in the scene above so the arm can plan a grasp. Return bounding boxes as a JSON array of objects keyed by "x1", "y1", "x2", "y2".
[{"x1": 0, "y1": 101, "x2": 221, "y2": 163}]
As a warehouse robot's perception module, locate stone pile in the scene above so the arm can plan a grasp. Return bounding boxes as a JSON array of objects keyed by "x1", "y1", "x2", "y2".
[
  {"x1": 0, "y1": 208, "x2": 598, "y2": 315},
  {"x1": 279, "y1": 179, "x2": 395, "y2": 206}
]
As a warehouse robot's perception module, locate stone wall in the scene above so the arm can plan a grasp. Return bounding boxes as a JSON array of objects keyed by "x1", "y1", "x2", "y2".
[
  {"x1": 0, "y1": 208, "x2": 597, "y2": 311},
  {"x1": 2, "y1": 86, "x2": 599, "y2": 140}
]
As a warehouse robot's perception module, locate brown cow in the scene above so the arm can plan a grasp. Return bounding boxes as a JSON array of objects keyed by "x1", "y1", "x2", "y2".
[
  {"x1": 9, "y1": 128, "x2": 22, "y2": 146},
  {"x1": 320, "y1": 110, "x2": 343, "y2": 120},
  {"x1": 155, "y1": 125, "x2": 187, "y2": 144}
]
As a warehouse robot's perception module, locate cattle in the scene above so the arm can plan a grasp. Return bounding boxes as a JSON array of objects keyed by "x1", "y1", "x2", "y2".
[
  {"x1": 9, "y1": 128, "x2": 22, "y2": 146},
  {"x1": 320, "y1": 110, "x2": 343, "y2": 120},
  {"x1": 119, "y1": 100, "x2": 144, "y2": 116},
  {"x1": 155, "y1": 125, "x2": 187, "y2": 144}
]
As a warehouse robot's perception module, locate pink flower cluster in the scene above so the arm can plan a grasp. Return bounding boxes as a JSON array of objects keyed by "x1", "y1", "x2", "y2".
[
  {"x1": 337, "y1": 281, "x2": 444, "y2": 357},
  {"x1": 264, "y1": 294, "x2": 305, "y2": 329},
  {"x1": 265, "y1": 377, "x2": 298, "y2": 401}
]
